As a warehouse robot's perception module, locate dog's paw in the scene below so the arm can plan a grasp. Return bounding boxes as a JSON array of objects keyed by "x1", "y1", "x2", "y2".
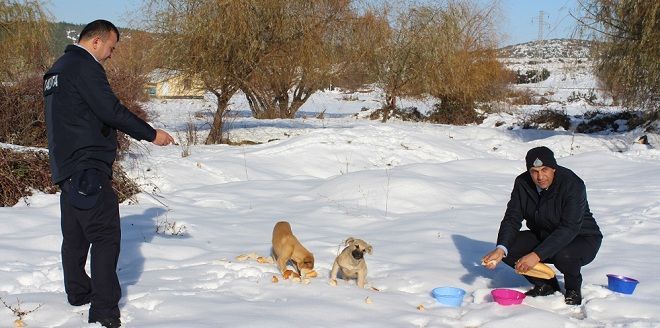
[
  {"x1": 271, "y1": 275, "x2": 279, "y2": 283},
  {"x1": 329, "y1": 279, "x2": 337, "y2": 286}
]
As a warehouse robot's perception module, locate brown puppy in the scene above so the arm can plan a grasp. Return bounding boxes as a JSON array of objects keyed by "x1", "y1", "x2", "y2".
[
  {"x1": 330, "y1": 237, "x2": 372, "y2": 288},
  {"x1": 272, "y1": 221, "x2": 314, "y2": 278}
]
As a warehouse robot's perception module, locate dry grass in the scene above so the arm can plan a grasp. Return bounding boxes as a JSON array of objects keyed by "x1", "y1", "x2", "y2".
[
  {"x1": 427, "y1": 102, "x2": 485, "y2": 125},
  {"x1": 0, "y1": 149, "x2": 55, "y2": 206},
  {"x1": 1, "y1": 148, "x2": 142, "y2": 207}
]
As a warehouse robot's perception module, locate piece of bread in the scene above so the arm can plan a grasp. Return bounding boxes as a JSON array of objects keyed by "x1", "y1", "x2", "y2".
[
  {"x1": 481, "y1": 259, "x2": 497, "y2": 266},
  {"x1": 257, "y1": 256, "x2": 273, "y2": 264},
  {"x1": 304, "y1": 270, "x2": 318, "y2": 278},
  {"x1": 283, "y1": 269, "x2": 301, "y2": 280},
  {"x1": 517, "y1": 262, "x2": 556, "y2": 279}
]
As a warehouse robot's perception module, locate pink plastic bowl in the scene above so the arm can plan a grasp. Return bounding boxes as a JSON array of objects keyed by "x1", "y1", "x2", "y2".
[{"x1": 491, "y1": 288, "x2": 526, "y2": 305}]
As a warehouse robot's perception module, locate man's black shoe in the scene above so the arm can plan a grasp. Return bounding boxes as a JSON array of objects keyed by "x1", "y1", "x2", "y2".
[
  {"x1": 564, "y1": 289, "x2": 582, "y2": 305},
  {"x1": 525, "y1": 283, "x2": 558, "y2": 297},
  {"x1": 68, "y1": 294, "x2": 91, "y2": 306},
  {"x1": 89, "y1": 317, "x2": 121, "y2": 328}
]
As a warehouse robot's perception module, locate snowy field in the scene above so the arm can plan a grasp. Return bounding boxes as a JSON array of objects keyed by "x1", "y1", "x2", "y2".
[{"x1": 2, "y1": 64, "x2": 660, "y2": 327}]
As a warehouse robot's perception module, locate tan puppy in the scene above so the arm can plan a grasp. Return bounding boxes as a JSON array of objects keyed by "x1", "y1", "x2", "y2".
[
  {"x1": 272, "y1": 221, "x2": 314, "y2": 278},
  {"x1": 330, "y1": 237, "x2": 372, "y2": 288}
]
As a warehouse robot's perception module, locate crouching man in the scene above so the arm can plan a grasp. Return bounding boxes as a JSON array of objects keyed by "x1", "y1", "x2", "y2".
[{"x1": 482, "y1": 146, "x2": 602, "y2": 305}]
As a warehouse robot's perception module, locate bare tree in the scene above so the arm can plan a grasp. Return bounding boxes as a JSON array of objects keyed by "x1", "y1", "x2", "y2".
[
  {"x1": 425, "y1": 1, "x2": 509, "y2": 123},
  {"x1": 240, "y1": 1, "x2": 354, "y2": 119},
  {"x1": 147, "y1": 1, "x2": 288, "y2": 143},
  {"x1": 329, "y1": 9, "x2": 388, "y2": 91},
  {"x1": 365, "y1": 1, "x2": 508, "y2": 123},
  {"x1": 575, "y1": 0, "x2": 659, "y2": 117},
  {"x1": 364, "y1": 4, "x2": 428, "y2": 121}
]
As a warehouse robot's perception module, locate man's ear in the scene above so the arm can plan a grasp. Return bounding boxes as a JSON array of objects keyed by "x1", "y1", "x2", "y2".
[
  {"x1": 345, "y1": 237, "x2": 355, "y2": 246},
  {"x1": 91, "y1": 36, "x2": 102, "y2": 49}
]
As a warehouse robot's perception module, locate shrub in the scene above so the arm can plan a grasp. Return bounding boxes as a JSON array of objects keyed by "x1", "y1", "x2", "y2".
[
  {"x1": 0, "y1": 148, "x2": 141, "y2": 207},
  {"x1": 106, "y1": 64, "x2": 151, "y2": 158},
  {"x1": 521, "y1": 109, "x2": 570, "y2": 130},
  {"x1": 369, "y1": 106, "x2": 424, "y2": 122},
  {"x1": 505, "y1": 88, "x2": 536, "y2": 105},
  {"x1": 0, "y1": 148, "x2": 55, "y2": 206},
  {"x1": 575, "y1": 110, "x2": 642, "y2": 133},
  {"x1": 427, "y1": 101, "x2": 484, "y2": 125},
  {"x1": 514, "y1": 68, "x2": 550, "y2": 84},
  {"x1": 567, "y1": 90, "x2": 598, "y2": 104},
  {"x1": 0, "y1": 75, "x2": 47, "y2": 147}
]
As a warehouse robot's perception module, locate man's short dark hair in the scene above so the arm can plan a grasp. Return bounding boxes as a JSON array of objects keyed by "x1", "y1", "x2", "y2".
[{"x1": 78, "y1": 19, "x2": 120, "y2": 42}]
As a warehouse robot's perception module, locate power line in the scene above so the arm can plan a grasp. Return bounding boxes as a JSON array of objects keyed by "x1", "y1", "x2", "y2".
[{"x1": 538, "y1": 10, "x2": 545, "y2": 41}]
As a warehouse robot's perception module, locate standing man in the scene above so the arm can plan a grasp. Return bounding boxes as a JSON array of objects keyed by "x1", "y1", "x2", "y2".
[
  {"x1": 43, "y1": 20, "x2": 174, "y2": 327},
  {"x1": 482, "y1": 146, "x2": 602, "y2": 305}
]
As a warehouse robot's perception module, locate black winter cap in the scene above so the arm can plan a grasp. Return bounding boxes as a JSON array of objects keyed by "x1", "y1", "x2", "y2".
[{"x1": 525, "y1": 146, "x2": 558, "y2": 170}]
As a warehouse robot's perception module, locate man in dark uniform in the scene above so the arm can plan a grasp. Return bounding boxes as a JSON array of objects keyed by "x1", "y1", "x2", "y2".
[
  {"x1": 43, "y1": 20, "x2": 175, "y2": 327},
  {"x1": 482, "y1": 146, "x2": 602, "y2": 305}
]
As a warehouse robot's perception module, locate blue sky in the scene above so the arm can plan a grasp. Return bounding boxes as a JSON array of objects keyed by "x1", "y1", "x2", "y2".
[
  {"x1": 47, "y1": 0, "x2": 581, "y2": 46},
  {"x1": 494, "y1": 0, "x2": 581, "y2": 45}
]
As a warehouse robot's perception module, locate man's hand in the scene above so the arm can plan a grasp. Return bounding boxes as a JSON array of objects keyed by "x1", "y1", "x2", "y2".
[
  {"x1": 515, "y1": 252, "x2": 540, "y2": 273},
  {"x1": 152, "y1": 129, "x2": 175, "y2": 146},
  {"x1": 482, "y1": 248, "x2": 505, "y2": 270}
]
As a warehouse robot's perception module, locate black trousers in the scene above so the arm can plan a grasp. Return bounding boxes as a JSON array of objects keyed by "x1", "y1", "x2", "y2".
[
  {"x1": 502, "y1": 230, "x2": 602, "y2": 291},
  {"x1": 60, "y1": 175, "x2": 121, "y2": 320}
]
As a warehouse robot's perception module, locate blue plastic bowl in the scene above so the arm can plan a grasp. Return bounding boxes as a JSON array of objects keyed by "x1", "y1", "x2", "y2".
[
  {"x1": 607, "y1": 274, "x2": 639, "y2": 294},
  {"x1": 431, "y1": 287, "x2": 466, "y2": 307}
]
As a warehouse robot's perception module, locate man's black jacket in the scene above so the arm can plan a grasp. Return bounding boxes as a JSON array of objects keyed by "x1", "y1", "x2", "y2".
[
  {"x1": 44, "y1": 45, "x2": 156, "y2": 184},
  {"x1": 496, "y1": 166, "x2": 602, "y2": 260}
]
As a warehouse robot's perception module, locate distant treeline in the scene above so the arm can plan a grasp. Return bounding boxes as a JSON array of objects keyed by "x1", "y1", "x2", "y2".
[{"x1": 48, "y1": 22, "x2": 140, "y2": 55}]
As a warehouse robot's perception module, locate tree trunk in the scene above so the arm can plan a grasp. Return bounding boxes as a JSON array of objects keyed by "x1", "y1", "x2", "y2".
[
  {"x1": 285, "y1": 84, "x2": 314, "y2": 119},
  {"x1": 243, "y1": 83, "x2": 317, "y2": 119},
  {"x1": 382, "y1": 93, "x2": 397, "y2": 122},
  {"x1": 205, "y1": 88, "x2": 235, "y2": 144},
  {"x1": 243, "y1": 85, "x2": 279, "y2": 119}
]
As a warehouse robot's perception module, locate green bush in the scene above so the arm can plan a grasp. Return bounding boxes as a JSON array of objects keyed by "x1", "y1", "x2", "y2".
[
  {"x1": 575, "y1": 111, "x2": 641, "y2": 133},
  {"x1": 515, "y1": 68, "x2": 550, "y2": 84},
  {"x1": 567, "y1": 90, "x2": 598, "y2": 104}
]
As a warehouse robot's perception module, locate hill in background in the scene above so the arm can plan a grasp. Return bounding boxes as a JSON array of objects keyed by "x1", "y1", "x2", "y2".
[{"x1": 498, "y1": 39, "x2": 592, "y2": 60}]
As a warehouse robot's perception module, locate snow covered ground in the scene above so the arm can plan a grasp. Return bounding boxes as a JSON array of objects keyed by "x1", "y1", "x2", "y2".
[{"x1": 1, "y1": 48, "x2": 659, "y2": 326}]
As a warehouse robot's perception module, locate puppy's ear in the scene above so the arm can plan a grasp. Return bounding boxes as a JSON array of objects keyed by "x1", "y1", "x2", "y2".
[
  {"x1": 345, "y1": 237, "x2": 355, "y2": 246},
  {"x1": 366, "y1": 244, "x2": 373, "y2": 255}
]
